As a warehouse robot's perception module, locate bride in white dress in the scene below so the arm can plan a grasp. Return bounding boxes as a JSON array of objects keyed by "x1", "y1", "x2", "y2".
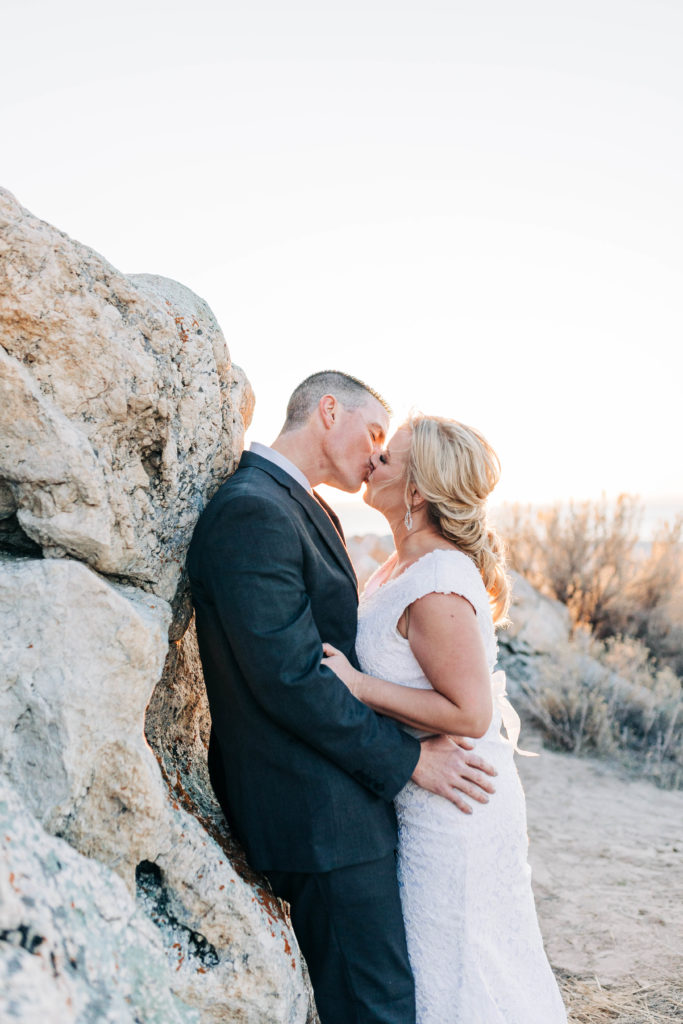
[{"x1": 323, "y1": 415, "x2": 567, "y2": 1024}]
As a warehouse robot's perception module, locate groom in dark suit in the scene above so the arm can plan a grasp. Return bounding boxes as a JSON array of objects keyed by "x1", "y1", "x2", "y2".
[{"x1": 187, "y1": 371, "x2": 495, "y2": 1024}]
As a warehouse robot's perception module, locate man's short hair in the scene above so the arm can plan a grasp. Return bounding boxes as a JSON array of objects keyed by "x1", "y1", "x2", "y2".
[{"x1": 282, "y1": 371, "x2": 392, "y2": 431}]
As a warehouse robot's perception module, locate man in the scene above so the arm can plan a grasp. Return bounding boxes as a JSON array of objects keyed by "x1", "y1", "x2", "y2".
[{"x1": 187, "y1": 371, "x2": 496, "y2": 1024}]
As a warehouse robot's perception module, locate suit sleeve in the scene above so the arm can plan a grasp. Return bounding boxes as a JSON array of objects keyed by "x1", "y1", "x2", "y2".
[{"x1": 199, "y1": 493, "x2": 420, "y2": 800}]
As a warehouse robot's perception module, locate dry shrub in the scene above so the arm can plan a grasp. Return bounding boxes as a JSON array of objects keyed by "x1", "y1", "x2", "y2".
[
  {"x1": 558, "y1": 971, "x2": 683, "y2": 1024},
  {"x1": 616, "y1": 520, "x2": 683, "y2": 676},
  {"x1": 520, "y1": 633, "x2": 683, "y2": 788},
  {"x1": 499, "y1": 497, "x2": 683, "y2": 675}
]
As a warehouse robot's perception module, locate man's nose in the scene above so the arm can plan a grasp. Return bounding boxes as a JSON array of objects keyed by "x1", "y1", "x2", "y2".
[{"x1": 369, "y1": 448, "x2": 383, "y2": 470}]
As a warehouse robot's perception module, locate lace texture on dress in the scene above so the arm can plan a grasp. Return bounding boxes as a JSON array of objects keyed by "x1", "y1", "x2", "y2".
[{"x1": 356, "y1": 548, "x2": 567, "y2": 1024}]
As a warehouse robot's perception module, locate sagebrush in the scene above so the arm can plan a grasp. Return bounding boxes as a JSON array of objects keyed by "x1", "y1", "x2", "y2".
[
  {"x1": 498, "y1": 495, "x2": 683, "y2": 675},
  {"x1": 518, "y1": 632, "x2": 683, "y2": 788},
  {"x1": 497, "y1": 497, "x2": 683, "y2": 786}
]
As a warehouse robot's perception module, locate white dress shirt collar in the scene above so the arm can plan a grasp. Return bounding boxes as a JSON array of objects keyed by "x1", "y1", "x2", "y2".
[{"x1": 249, "y1": 442, "x2": 312, "y2": 494}]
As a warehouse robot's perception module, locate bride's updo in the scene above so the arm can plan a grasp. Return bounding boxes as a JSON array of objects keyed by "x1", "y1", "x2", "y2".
[{"x1": 406, "y1": 415, "x2": 511, "y2": 624}]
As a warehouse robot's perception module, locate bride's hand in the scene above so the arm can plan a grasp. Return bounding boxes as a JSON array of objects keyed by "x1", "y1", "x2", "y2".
[{"x1": 321, "y1": 643, "x2": 363, "y2": 698}]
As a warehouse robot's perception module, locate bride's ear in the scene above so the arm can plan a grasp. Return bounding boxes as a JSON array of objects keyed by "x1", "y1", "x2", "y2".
[{"x1": 410, "y1": 488, "x2": 427, "y2": 514}]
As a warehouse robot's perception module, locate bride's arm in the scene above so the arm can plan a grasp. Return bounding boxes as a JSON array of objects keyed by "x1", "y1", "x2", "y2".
[{"x1": 323, "y1": 592, "x2": 493, "y2": 737}]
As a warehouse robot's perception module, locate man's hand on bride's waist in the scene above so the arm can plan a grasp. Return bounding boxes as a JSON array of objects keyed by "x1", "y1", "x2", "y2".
[{"x1": 411, "y1": 734, "x2": 497, "y2": 815}]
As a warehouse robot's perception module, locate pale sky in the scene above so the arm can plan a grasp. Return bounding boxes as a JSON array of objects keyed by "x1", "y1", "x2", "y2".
[{"x1": 2, "y1": 0, "x2": 682, "y2": 533}]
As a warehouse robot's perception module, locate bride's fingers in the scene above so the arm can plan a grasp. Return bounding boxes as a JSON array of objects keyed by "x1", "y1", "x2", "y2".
[{"x1": 321, "y1": 642, "x2": 341, "y2": 656}]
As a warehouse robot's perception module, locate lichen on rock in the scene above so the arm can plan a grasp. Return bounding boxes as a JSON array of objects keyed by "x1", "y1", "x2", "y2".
[{"x1": 0, "y1": 190, "x2": 314, "y2": 1023}]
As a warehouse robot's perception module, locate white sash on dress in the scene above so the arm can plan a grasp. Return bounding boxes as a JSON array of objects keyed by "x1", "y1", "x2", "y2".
[{"x1": 491, "y1": 670, "x2": 537, "y2": 757}]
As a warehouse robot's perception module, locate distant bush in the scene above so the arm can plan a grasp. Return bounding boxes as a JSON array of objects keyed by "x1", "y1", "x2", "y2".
[
  {"x1": 519, "y1": 632, "x2": 683, "y2": 788},
  {"x1": 499, "y1": 496, "x2": 683, "y2": 675}
]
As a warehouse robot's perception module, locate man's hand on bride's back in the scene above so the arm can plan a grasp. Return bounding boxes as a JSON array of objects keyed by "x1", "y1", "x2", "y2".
[{"x1": 412, "y1": 735, "x2": 496, "y2": 814}]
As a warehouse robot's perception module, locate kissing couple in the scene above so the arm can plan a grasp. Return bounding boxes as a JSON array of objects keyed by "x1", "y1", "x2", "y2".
[{"x1": 188, "y1": 371, "x2": 567, "y2": 1024}]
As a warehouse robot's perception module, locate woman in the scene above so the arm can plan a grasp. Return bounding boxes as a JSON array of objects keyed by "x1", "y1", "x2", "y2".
[{"x1": 322, "y1": 415, "x2": 567, "y2": 1024}]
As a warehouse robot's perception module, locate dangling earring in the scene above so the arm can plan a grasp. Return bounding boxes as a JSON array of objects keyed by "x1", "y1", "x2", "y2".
[{"x1": 404, "y1": 508, "x2": 413, "y2": 530}]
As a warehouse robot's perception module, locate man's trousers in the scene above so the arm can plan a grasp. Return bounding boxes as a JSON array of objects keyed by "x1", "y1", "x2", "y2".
[{"x1": 266, "y1": 851, "x2": 416, "y2": 1024}]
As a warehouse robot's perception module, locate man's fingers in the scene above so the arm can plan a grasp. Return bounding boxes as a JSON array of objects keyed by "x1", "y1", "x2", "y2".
[
  {"x1": 462, "y1": 753, "x2": 497, "y2": 777},
  {"x1": 461, "y1": 769, "x2": 496, "y2": 795},
  {"x1": 453, "y1": 779, "x2": 490, "y2": 803},
  {"x1": 443, "y1": 738, "x2": 497, "y2": 777},
  {"x1": 447, "y1": 735, "x2": 474, "y2": 750},
  {"x1": 413, "y1": 738, "x2": 498, "y2": 805},
  {"x1": 441, "y1": 789, "x2": 473, "y2": 814}
]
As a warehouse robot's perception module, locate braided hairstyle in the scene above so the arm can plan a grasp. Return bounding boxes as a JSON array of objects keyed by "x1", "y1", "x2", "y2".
[{"x1": 406, "y1": 415, "x2": 511, "y2": 624}]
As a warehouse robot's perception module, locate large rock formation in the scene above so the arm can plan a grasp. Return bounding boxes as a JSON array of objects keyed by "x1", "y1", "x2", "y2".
[
  {"x1": 0, "y1": 190, "x2": 313, "y2": 1023},
  {"x1": 0, "y1": 188, "x2": 253, "y2": 604},
  {"x1": 0, "y1": 778, "x2": 198, "y2": 1024},
  {"x1": 497, "y1": 571, "x2": 572, "y2": 692}
]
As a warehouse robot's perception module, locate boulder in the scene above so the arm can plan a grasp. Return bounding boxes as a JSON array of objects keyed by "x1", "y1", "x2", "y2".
[
  {"x1": 503, "y1": 571, "x2": 572, "y2": 657},
  {"x1": 497, "y1": 572, "x2": 572, "y2": 691},
  {"x1": 0, "y1": 190, "x2": 314, "y2": 1023},
  {"x1": 0, "y1": 777, "x2": 198, "y2": 1024},
  {"x1": 0, "y1": 557, "x2": 171, "y2": 877},
  {"x1": 0, "y1": 556, "x2": 311, "y2": 1022},
  {"x1": 0, "y1": 188, "x2": 253, "y2": 604}
]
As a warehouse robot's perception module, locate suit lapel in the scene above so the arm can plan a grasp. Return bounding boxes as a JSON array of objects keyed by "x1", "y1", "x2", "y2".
[
  {"x1": 311, "y1": 490, "x2": 345, "y2": 541},
  {"x1": 238, "y1": 451, "x2": 358, "y2": 592}
]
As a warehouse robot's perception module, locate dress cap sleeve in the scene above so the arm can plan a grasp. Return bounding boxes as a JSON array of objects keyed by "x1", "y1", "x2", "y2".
[{"x1": 399, "y1": 549, "x2": 489, "y2": 620}]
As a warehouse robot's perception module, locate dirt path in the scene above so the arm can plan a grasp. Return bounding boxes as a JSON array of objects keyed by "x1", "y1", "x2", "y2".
[{"x1": 518, "y1": 734, "x2": 683, "y2": 991}]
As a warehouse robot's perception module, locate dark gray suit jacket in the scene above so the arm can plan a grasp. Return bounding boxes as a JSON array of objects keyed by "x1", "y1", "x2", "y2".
[{"x1": 187, "y1": 451, "x2": 420, "y2": 872}]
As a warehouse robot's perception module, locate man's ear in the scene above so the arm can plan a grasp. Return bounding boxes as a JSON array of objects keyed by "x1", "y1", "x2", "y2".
[{"x1": 319, "y1": 394, "x2": 338, "y2": 429}]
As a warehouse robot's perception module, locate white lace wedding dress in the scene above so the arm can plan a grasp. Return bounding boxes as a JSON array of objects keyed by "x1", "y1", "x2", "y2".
[{"x1": 356, "y1": 549, "x2": 567, "y2": 1024}]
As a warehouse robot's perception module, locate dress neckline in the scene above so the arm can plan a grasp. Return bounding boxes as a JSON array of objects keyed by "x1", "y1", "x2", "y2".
[{"x1": 367, "y1": 546, "x2": 468, "y2": 596}]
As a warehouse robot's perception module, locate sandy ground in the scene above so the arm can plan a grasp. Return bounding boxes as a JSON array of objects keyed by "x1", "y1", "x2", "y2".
[{"x1": 518, "y1": 733, "x2": 683, "y2": 990}]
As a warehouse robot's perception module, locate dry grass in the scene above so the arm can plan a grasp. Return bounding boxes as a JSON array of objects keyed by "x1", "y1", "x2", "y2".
[
  {"x1": 518, "y1": 632, "x2": 683, "y2": 788},
  {"x1": 498, "y1": 496, "x2": 683, "y2": 676},
  {"x1": 498, "y1": 496, "x2": 683, "y2": 787},
  {"x1": 558, "y1": 972, "x2": 683, "y2": 1023}
]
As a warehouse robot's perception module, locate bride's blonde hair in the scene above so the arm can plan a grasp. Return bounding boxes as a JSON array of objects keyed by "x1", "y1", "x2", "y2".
[{"x1": 406, "y1": 415, "x2": 511, "y2": 624}]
